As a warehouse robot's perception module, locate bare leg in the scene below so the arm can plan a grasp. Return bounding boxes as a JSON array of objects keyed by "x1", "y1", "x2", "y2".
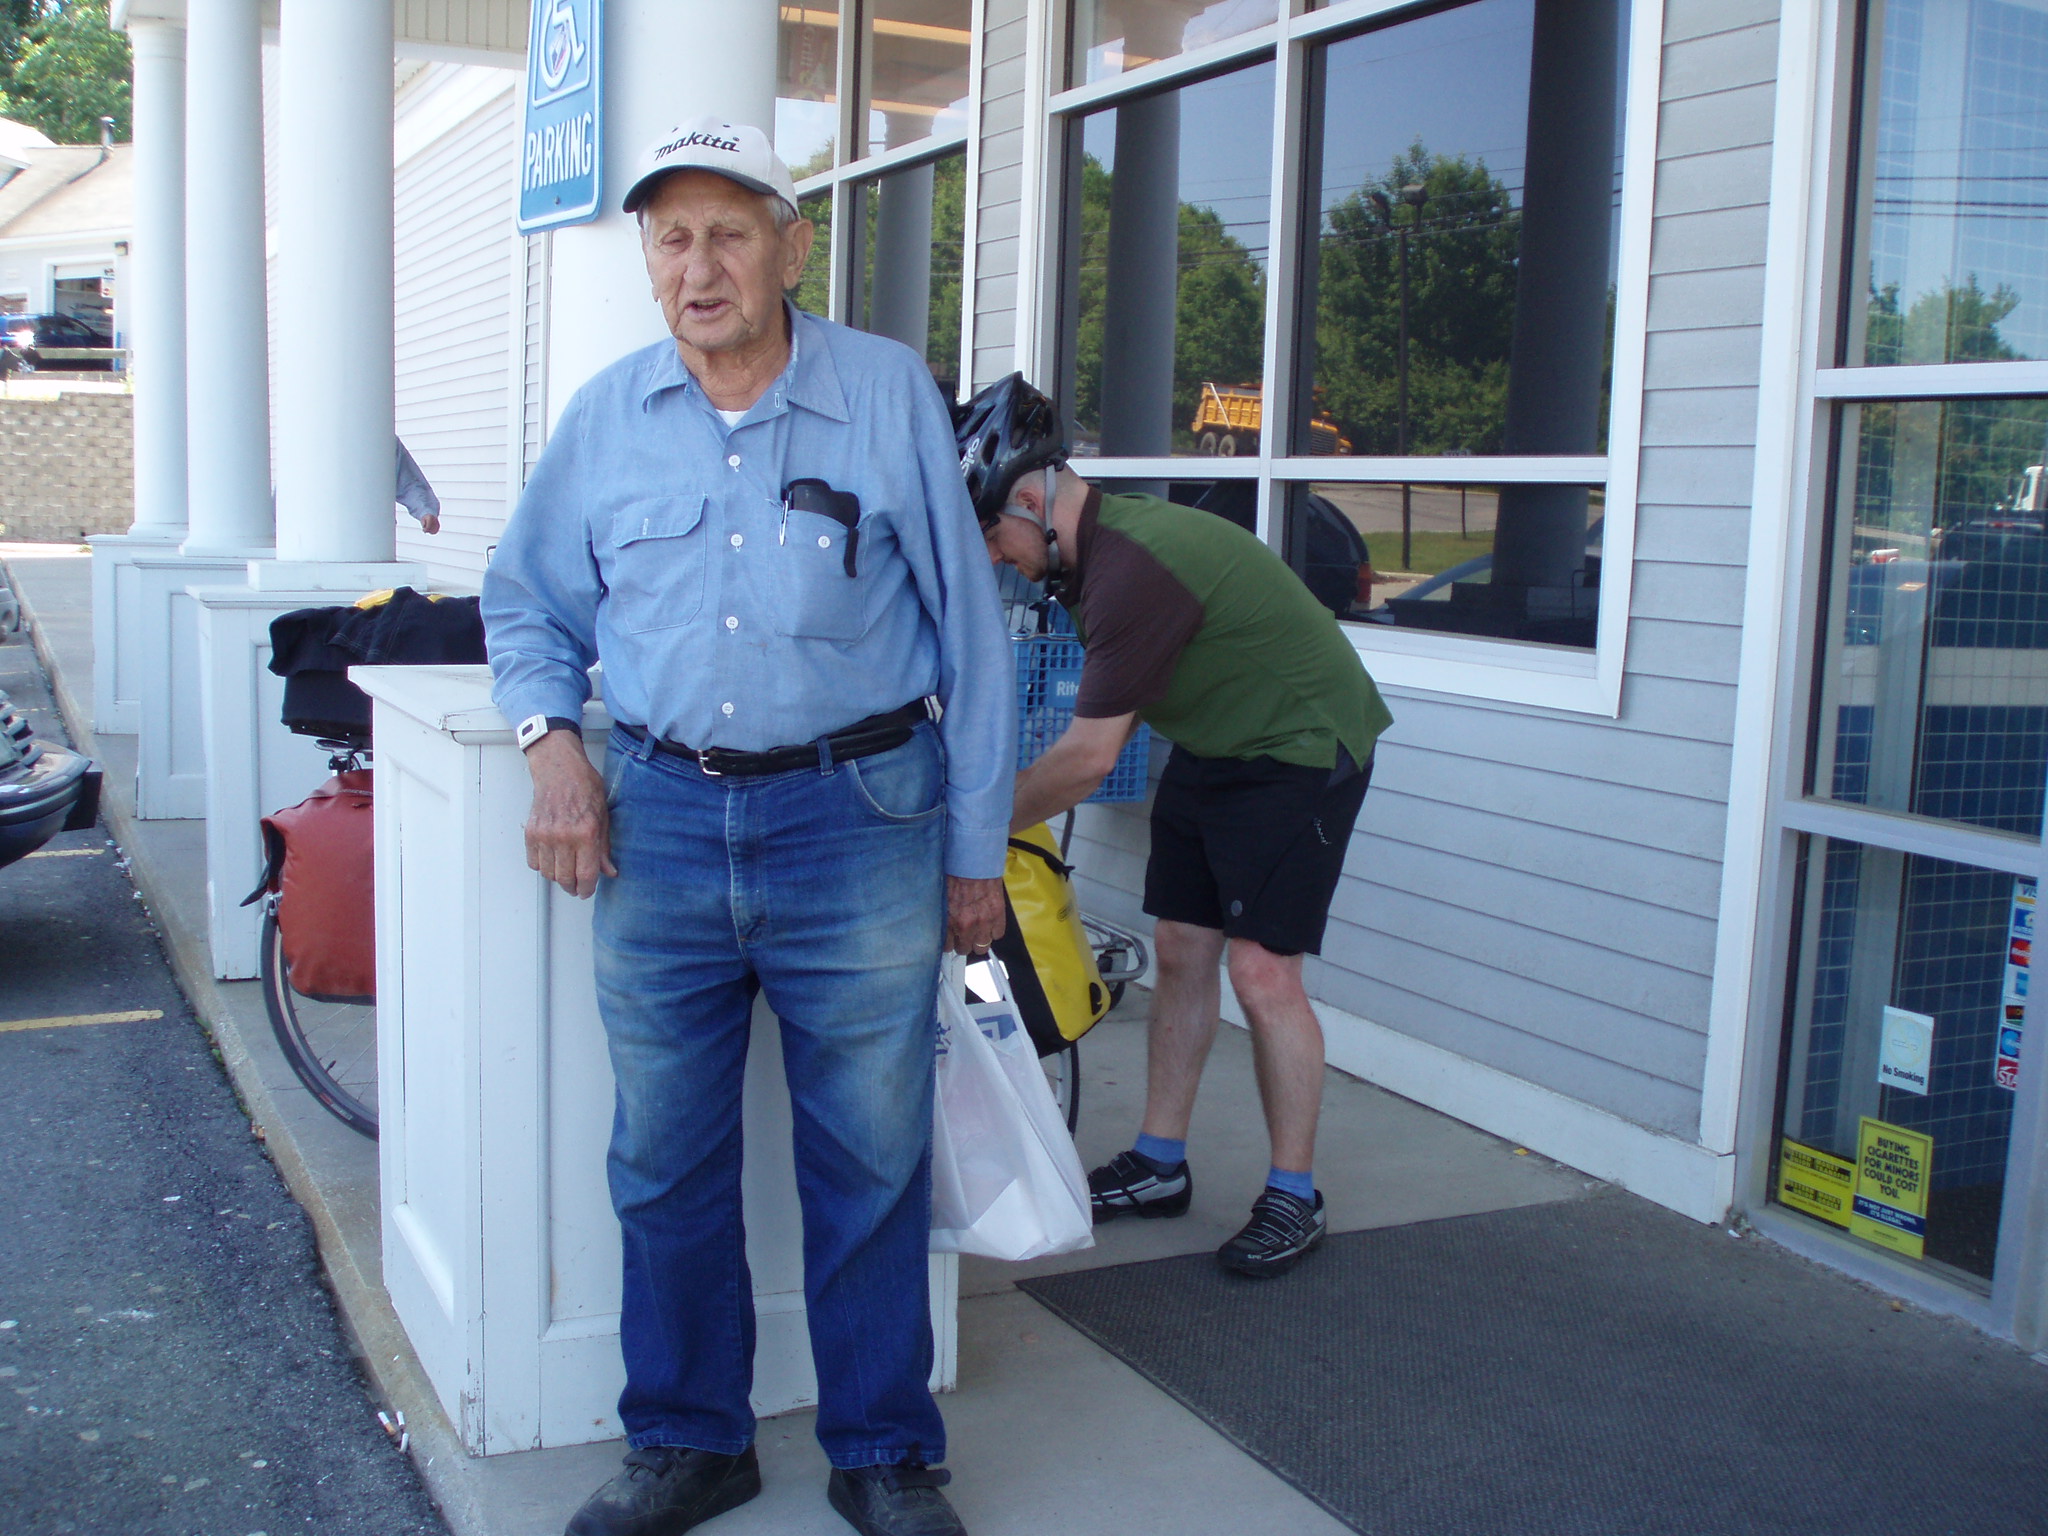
[
  {"x1": 1226, "y1": 940, "x2": 1323, "y2": 1175},
  {"x1": 1138, "y1": 919, "x2": 1226, "y2": 1143}
]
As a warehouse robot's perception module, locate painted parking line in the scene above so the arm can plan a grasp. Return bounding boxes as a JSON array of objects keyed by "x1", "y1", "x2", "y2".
[
  {"x1": 0, "y1": 1009, "x2": 165, "y2": 1034},
  {"x1": 23, "y1": 847, "x2": 103, "y2": 858}
]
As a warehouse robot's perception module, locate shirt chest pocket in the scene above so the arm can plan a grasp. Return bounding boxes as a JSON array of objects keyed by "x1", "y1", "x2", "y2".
[
  {"x1": 771, "y1": 509, "x2": 881, "y2": 643},
  {"x1": 607, "y1": 495, "x2": 707, "y2": 633}
]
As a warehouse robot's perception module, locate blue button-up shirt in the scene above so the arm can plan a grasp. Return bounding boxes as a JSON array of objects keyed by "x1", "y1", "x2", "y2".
[{"x1": 482, "y1": 308, "x2": 1016, "y2": 880}]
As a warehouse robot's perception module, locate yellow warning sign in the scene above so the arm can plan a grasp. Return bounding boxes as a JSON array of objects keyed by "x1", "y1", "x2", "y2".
[
  {"x1": 1778, "y1": 1139, "x2": 1855, "y2": 1228},
  {"x1": 1848, "y1": 1117, "x2": 1932, "y2": 1260}
]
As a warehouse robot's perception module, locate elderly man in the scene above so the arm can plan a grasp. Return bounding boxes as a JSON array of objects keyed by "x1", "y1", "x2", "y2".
[{"x1": 482, "y1": 118, "x2": 1012, "y2": 1536}]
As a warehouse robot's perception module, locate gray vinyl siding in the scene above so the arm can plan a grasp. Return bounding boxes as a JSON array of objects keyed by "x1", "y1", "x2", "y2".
[
  {"x1": 972, "y1": 0, "x2": 1029, "y2": 390},
  {"x1": 1057, "y1": 0, "x2": 1780, "y2": 1143}
]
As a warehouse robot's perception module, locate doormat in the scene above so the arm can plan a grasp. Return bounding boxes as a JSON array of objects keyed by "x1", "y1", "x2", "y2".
[{"x1": 1017, "y1": 1192, "x2": 2048, "y2": 1536}]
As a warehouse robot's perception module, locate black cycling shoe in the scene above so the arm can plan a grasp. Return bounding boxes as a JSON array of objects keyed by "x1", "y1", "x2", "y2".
[
  {"x1": 1217, "y1": 1188, "x2": 1326, "y2": 1277},
  {"x1": 1088, "y1": 1149, "x2": 1193, "y2": 1223},
  {"x1": 564, "y1": 1444, "x2": 762, "y2": 1536},
  {"x1": 827, "y1": 1461, "x2": 968, "y2": 1536}
]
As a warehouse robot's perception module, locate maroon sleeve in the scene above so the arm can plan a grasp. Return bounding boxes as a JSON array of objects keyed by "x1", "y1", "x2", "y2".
[{"x1": 1073, "y1": 527, "x2": 1204, "y2": 718}]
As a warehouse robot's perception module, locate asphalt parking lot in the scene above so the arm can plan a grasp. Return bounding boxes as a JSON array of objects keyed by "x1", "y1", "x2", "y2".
[{"x1": 0, "y1": 633, "x2": 447, "y2": 1536}]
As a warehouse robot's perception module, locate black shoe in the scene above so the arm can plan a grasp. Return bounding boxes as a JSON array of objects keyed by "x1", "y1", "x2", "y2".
[
  {"x1": 1217, "y1": 1188, "x2": 1326, "y2": 1277},
  {"x1": 564, "y1": 1445, "x2": 762, "y2": 1536},
  {"x1": 827, "y1": 1461, "x2": 967, "y2": 1536},
  {"x1": 1088, "y1": 1149, "x2": 1193, "y2": 1223}
]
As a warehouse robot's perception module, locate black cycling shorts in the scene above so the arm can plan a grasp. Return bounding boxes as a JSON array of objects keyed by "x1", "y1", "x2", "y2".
[{"x1": 1142, "y1": 745, "x2": 1372, "y2": 957}]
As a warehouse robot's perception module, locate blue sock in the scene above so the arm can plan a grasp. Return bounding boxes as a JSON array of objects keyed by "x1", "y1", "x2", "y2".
[
  {"x1": 1132, "y1": 1133, "x2": 1186, "y2": 1172},
  {"x1": 1267, "y1": 1166, "x2": 1315, "y2": 1202}
]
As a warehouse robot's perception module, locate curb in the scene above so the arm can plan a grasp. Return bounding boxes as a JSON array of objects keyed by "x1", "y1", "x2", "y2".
[{"x1": 3, "y1": 556, "x2": 489, "y2": 1536}]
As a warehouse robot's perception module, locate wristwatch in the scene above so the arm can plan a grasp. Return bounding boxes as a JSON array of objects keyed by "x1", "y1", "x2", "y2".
[{"x1": 516, "y1": 713, "x2": 583, "y2": 751}]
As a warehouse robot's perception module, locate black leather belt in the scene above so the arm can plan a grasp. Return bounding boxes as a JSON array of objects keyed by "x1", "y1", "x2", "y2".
[{"x1": 617, "y1": 700, "x2": 930, "y2": 778}]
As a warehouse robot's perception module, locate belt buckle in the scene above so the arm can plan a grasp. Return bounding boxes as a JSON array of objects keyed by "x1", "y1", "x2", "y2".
[{"x1": 698, "y1": 747, "x2": 740, "y2": 778}]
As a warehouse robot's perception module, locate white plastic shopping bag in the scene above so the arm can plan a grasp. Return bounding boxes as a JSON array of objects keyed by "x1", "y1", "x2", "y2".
[{"x1": 930, "y1": 958, "x2": 1094, "y2": 1261}]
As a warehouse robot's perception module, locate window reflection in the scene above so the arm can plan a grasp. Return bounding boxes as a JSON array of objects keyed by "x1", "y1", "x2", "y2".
[
  {"x1": 1848, "y1": 0, "x2": 2048, "y2": 367},
  {"x1": 1278, "y1": 481, "x2": 1602, "y2": 644},
  {"x1": 1301, "y1": 0, "x2": 1622, "y2": 459},
  {"x1": 861, "y1": 0, "x2": 973, "y2": 157},
  {"x1": 1061, "y1": 63, "x2": 1274, "y2": 459},
  {"x1": 793, "y1": 192, "x2": 832, "y2": 318},
  {"x1": 842, "y1": 154, "x2": 967, "y2": 398},
  {"x1": 777, "y1": 5, "x2": 840, "y2": 176},
  {"x1": 1070, "y1": 0, "x2": 1278, "y2": 87},
  {"x1": 1814, "y1": 397, "x2": 2048, "y2": 834}
]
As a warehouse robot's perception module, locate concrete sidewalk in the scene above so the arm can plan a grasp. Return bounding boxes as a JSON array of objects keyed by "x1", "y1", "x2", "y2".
[{"x1": 2, "y1": 542, "x2": 1589, "y2": 1536}]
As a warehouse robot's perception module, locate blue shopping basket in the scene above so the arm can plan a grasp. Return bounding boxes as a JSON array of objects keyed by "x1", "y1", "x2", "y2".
[{"x1": 1013, "y1": 632, "x2": 1152, "y2": 802}]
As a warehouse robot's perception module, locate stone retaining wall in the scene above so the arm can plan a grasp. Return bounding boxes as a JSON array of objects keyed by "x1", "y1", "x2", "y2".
[{"x1": 0, "y1": 390, "x2": 133, "y2": 542}]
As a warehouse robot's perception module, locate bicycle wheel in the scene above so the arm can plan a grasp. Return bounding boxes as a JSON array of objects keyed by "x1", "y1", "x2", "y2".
[
  {"x1": 260, "y1": 906, "x2": 378, "y2": 1139},
  {"x1": 1043, "y1": 1038, "x2": 1080, "y2": 1134}
]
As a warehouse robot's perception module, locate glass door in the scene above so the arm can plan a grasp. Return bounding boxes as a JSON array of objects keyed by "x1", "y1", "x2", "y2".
[{"x1": 1772, "y1": 0, "x2": 2048, "y2": 1300}]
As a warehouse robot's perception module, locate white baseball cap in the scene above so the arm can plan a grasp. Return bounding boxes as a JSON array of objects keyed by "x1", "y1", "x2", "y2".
[{"x1": 621, "y1": 115, "x2": 800, "y2": 218}]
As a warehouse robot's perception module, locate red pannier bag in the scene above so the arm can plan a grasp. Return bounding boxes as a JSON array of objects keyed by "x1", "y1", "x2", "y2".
[{"x1": 245, "y1": 770, "x2": 376, "y2": 1003}]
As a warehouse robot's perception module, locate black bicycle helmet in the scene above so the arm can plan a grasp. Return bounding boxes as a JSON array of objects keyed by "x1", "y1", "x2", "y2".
[{"x1": 951, "y1": 372, "x2": 1068, "y2": 529}]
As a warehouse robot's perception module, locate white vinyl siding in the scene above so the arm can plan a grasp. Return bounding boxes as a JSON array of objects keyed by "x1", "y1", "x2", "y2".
[{"x1": 393, "y1": 64, "x2": 521, "y2": 588}]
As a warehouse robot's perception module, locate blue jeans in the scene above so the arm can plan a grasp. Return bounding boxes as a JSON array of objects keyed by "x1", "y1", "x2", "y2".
[{"x1": 593, "y1": 720, "x2": 949, "y2": 1468}]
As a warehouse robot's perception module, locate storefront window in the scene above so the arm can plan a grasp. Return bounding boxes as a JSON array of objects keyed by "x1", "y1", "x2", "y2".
[
  {"x1": 842, "y1": 152, "x2": 966, "y2": 397},
  {"x1": 777, "y1": 5, "x2": 841, "y2": 176},
  {"x1": 1300, "y1": 0, "x2": 1621, "y2": 459},
  {"x1": 1845, "y1": 0, "x2": 2048, "y2": 367},
  {"x1": 860, "y1": 0, "x2": 973, "y2": 158},
  {"x1": 1070, "y1": 0, "x2": 1279, "y2": 87},
  {"x1": 1810, "y1": 397, "x2": 2048, "y2": 836},
  {"x1": 1777, "y1": 838, "x2": 2019, "y2": 1283},
  {"x1": 1059, "y1": 61, "x2": 1274, "y2": 459}
]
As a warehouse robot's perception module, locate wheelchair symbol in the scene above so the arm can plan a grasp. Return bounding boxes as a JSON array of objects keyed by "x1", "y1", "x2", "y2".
[{"x1": 537, "y1": 0, "x2": 588, "y2": 95}]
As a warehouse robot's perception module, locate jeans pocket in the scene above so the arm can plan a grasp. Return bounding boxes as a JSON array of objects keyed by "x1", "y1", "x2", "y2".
[{"x1": 846, "y1": 729, "x2": 945, "y2": 822}]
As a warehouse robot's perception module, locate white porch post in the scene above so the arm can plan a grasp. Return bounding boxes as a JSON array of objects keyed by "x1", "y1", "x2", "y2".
[
  {"x1": 129, "y1": 0, "x2": 270, "y2": 817},
  {"x1": 545, "y1": 0, "x2": 777, "y2": 409},
  {"x1": 270, "y1": 0, "x2": 400, "y2": 573},
  {"x1": 182, "y1": 0, "x2": 274, "y2": 560},
  {"x1": 90, "y1": 14, "x2": 189, "y2": 734}
]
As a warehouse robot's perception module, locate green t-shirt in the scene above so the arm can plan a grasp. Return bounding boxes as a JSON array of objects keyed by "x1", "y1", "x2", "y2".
[{"x1": 1064, "y1": 490, "x2": 1392, "y2": 770}]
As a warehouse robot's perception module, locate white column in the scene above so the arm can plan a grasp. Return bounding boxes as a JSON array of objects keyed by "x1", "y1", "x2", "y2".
[
  {"x1": 128, "y1": 18, "x2": 188, "y2": 541},
  {"x1": 271, "y1": 0, "x2": 396, "y2": 567},
  {"x1": 90, "y1": 14, "x2": 190, "y2": 733},
  {"x1": 182, "y1": 0, "x2": 273, "y2": 558},
  {"x1": 546, "y1": 0, "x2": 777, "y2": 412}
]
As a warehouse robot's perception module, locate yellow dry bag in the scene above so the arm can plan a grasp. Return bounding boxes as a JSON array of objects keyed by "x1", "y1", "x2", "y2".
[{"x1": 992, "y1": 823, "x2": 1112, "y2": 1058}]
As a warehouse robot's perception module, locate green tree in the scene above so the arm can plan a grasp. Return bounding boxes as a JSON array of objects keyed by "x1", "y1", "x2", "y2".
[
  {"x1": 1, "y1": 0, "x2": 129, "y2": 144},
  {"x1": 1312, "y1": 141, "x2": 1521, "y2": 455}
]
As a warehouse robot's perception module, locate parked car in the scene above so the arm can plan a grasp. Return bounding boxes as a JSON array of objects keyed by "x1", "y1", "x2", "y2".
[
  {"x1": 0, "y1": 311, "x2": 116, "y2": 372},
  {"x1": 0, "y1": 689, "x2": 100, "y2": 869}
]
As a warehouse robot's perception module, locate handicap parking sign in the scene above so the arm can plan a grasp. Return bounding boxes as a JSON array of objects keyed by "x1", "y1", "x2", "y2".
[{"x1": 519, "y1": 0, "x2": 603, "y2": 232}]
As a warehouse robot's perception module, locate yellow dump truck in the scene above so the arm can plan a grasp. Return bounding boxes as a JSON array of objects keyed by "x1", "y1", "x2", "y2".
[{"x1": 1191, "y1": 383, "x2": 1352, "y2": 457}]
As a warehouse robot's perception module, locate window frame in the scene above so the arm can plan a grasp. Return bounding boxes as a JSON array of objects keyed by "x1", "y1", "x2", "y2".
[
  {"x1": 1014, "y1": 0, "x2": 1664, "y2": 716},
  {"x1": 786, "y1": 0, "x2": 985, "y2": 401}
]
